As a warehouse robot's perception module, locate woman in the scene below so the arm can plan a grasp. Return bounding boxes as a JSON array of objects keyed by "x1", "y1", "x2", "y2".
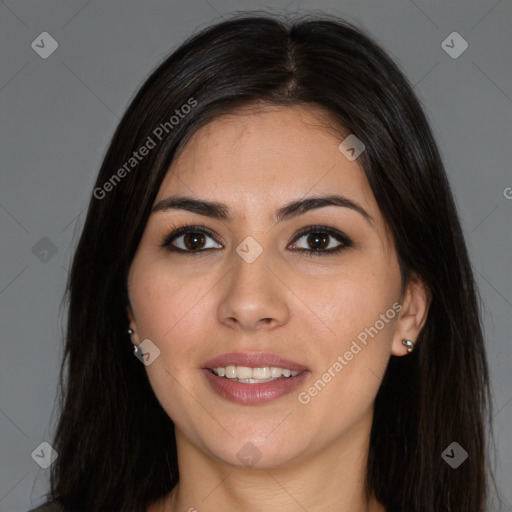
[{"x1": 29, "y1": 13, "x2": 493, "y2": 512}]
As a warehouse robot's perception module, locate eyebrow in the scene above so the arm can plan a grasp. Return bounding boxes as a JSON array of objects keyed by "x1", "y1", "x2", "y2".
[{"x1": 151, "y1": 194, "x2": 372, "y2": 224}]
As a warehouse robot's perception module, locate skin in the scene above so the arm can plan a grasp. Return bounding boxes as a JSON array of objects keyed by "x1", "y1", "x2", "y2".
[{"x1": 126, "y1": 104, "x2": 430, "y2": 512}]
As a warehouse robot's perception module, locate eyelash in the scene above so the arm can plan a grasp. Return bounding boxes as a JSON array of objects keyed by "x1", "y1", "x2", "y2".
[{"x1": 159, "y1": 222, "x2": 353, "y2": 257}]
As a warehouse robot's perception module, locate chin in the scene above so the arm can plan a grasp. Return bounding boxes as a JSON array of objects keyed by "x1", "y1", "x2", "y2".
[{"x1": 206, "y1": 433, "x2": 308, "y2": 470}]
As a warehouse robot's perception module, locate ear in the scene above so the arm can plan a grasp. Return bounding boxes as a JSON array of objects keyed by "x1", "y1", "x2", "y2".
[
  {"x1": 391, "y1": 272, "x2": 430, "y2": 356},
  {"x1": 126, "y1": 303, "x2": 141, "y2": 345}
]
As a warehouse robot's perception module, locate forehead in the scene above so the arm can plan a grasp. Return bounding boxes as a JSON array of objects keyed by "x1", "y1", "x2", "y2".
[{"x1": 156, "y1": 105, "x2": 374, "y2": 218}]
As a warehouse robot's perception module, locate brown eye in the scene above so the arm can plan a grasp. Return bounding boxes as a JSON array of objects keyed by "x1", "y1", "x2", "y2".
[
  {"x1": 289, "y1": 226, "x2": 353, "y2": 257},
  {"x1": 161, "y1": 226, "x2": 222, "y2": 253},
  {"x1": 182, "y1": 232, "x2": 206, "y2": 251},
  {"x1": 305, "y1": 232, "x2": 330, "y2": 251},
  {"x1": 161, "y1": 224, "x2": 352, "y2": 257}
]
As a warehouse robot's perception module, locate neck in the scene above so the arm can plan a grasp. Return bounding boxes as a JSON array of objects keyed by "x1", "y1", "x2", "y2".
[{"x1": 151, "y1": 408, "x2": 385, "y2": 512}]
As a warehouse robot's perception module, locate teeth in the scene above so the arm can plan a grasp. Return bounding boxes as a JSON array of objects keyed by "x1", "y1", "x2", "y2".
[
  {"x1": 225, "y1": 366, "x2": 236, "y2": 378},
  {"x1": 253, "y1": 367, "x2": 270, "y2": 379},
  {"x1": 270, "y1": 367, "x2": 282, "y2": 378},
  {"x1": 212, "y1": 366, "x2": 300, "y2": 381},
  {"x1": 236, "y1": 366, "x2": 253, "y2": 379}
]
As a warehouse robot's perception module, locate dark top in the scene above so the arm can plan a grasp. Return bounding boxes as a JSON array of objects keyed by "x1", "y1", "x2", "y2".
[{"x1": 27, "y1": 502, "x2": 64, "y2": 512}]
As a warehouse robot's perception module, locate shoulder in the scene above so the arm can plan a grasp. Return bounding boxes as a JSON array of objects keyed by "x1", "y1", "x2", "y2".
[{"x1": 27, "y1": 502, "x2": 64, "y2": 512}]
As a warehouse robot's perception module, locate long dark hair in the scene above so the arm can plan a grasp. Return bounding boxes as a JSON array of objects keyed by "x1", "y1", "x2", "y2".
[{"x1": 43, "y1": 13, "x2": 493, "y2": 512}]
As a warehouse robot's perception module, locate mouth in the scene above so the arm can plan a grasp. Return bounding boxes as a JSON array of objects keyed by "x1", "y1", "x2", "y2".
[{"x1": 201, "y1": 353, "x2": 310, "y2": 405}]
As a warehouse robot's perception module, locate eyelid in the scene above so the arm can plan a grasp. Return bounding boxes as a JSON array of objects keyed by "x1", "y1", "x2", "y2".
[
  {"x1": 159, "y1": 223, "x2": 221, "y2": 249},
  {"x1": 289, "y1": 224, "x2": 353, "y2": 249}
]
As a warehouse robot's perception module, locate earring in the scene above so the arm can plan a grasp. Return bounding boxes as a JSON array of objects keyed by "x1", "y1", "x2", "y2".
[
  {"x1": 127, "y1": 329, "x2": 140, "y2": 357},
  {"x1": 402, "y1": 339, "x2": 416, "y2": 353}
]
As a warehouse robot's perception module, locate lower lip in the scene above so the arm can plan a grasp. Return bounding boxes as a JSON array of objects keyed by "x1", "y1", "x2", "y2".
[{"x1": 202, "y1": 368, "x2": 310, "y2": 405}]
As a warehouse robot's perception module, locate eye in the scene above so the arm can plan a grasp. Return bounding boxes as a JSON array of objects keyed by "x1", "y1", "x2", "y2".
[
  {"x1": 160, "y1": 224, "x2": 222, "y2": 253},
  {"x1": 160, "y1": 223, "x2": 353, "y2": 257},
  {"x1": 288, "y1": 225, "x2": 353, "y2": 257}
]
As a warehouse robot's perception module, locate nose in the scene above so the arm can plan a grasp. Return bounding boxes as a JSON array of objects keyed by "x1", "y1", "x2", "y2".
[{"x1": 217, "y1": 248, "x2": 290, "y2": 332}]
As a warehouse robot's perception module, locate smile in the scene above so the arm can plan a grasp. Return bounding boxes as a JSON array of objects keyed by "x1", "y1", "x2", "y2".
[
  {"x1": 211, "y1": 365, "x2": 300, "y2": 382},
  {"x1": 201, "y1": 352, "x2": 310, "y2": 404}
]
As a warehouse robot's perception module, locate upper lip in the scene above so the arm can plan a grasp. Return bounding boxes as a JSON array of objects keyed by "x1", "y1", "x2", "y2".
[{"x1": 202, "y1": 352, "x2": 309, "y2": 372}]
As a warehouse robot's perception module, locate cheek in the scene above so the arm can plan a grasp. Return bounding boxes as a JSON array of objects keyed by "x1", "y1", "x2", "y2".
[
  {"x1": 128, "y1": 255, "x2": 218, "y2": 395},
  {"x1": 295, "y1": 255, "x2": 400, "y2": 403},
  {"x1": 336, "y1": 280, "x2": 397, "y2": 343},
  {"x1": 296, "y1": 258, "x2": 400, "y2": 348},
  {"x1": 129, "y1": 255, "x2": 207, "y2": 342},
  {"x1": 128, "y1": 259, "x2": 207, "y2": 425}
]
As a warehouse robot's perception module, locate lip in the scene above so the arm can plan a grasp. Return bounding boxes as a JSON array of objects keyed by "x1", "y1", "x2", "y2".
[
  {"x1": 201, "y1": 352, "x2": 310, "y2": 405},
  {"x1": 202, "y1": 368, "x2": 310, "y2": 405},
  {"x1": 202, "y1": 352, "x2": 309, "y2": 373}
]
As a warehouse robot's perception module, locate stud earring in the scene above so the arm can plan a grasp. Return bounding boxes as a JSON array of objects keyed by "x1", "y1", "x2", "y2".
[
  {"x1": 127, "y1": 328, "x2": 141, "y2": 356},
  {"x1": 402, "y1": 339, "x2": 416, "y2": 353}
]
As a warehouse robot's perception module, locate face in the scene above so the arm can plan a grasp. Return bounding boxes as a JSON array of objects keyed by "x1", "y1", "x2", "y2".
[{"x1": 127, "y1": 104, "x2": 426, "y2": 469}]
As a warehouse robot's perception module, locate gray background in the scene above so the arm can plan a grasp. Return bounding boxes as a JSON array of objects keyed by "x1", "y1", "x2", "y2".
[{"x1": 0, "y1": 1, "x2": 510, "y2": 511}]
